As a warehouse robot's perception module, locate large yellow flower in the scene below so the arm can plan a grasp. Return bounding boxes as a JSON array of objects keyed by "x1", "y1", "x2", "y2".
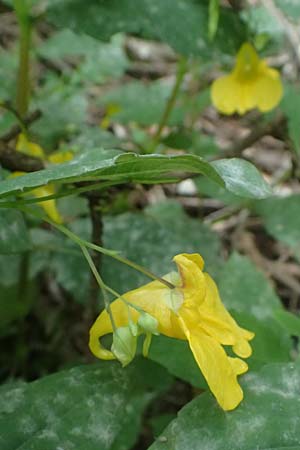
[
  {"x1": 89, "y1": 253, "x2": 254, "y2": 411},
  {"x1": 211, "y1": 43, "x2": 283, "y2": 115}
]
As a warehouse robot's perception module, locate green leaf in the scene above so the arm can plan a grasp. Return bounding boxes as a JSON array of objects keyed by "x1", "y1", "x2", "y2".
[
  {"x1": 231, "y1": 311, "x2": 292, "y2": 370},
  {"x1": 47, "y1": 0, "x2": 247, "y2": 58},
  {"x1": 38, "y1": 30, "x2": 128, "y2": 84},
  {"x1": 0, "y1": 209, "x2": 31, "y2": 253},
  {"x1": 212, "y1": 158, "x2": 273, "y2": 199},
  {"x1": 0, "y1": 151, "x2": 223, "y2": 198},
  {"x1": 149, "y1": 336, "x2": 207, "y2": 389},
  {"x1": 219, "y1": 252, "x2": 281, "y2": 318},
  {"x1": 274, "y1": 309, "x2": 300, "y2": 337},
  {"x1": 149, "y1": 362, "x2": 300, "y2": 450},
  {"x1": 32, "y1": 77, "x2": 88, "y2": 148},
  {"x1": 218, "y1": 253, "x2": 291, "y2": 368},
  {"x1": 0, "y1": 358, "x2": 172, "y2": 450},
  {"x1": 254, "y1": 194, "x2": 300, "y2": 261}
]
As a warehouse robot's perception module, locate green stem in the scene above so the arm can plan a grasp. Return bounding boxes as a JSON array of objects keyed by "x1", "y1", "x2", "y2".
[
  {"x1": 49, "y1": 220, "x2": 175, "y2": 289},
  {"x1": 149, "y1": 57, "x2": 187, "y2": 152},
  {"x1": 7, "y1": 205, "x2": 175, "y2": 290},
  {"x1": 0, "y1": 180, "x2": 123, "y2": 207},
  {"x1": 80, "y1": 245, "x2": 116, "y2": 330},
  {"x1": 14, "y1": 0, "x2": 32, "y2": 118}
]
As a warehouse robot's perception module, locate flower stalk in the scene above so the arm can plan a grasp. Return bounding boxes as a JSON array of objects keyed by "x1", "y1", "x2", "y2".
[
  {"x1": 14, "y1": 0, "x2": 32, "y2": 118},
  {"x1": 149, "y1": 57, "x2": 187, "y2": 152}
]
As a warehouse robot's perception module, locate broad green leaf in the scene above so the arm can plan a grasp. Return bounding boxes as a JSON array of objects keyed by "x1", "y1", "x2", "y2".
[
  {"x1": 274, "y1": 309, "x2": 300, "y2": 337},
  {"x1": 231, "y1": 311, "x2": 292, "y2": 370},
  {"x1": 212, "y1": 158, "x2": 273, "y2": 199},
  {"x1": 32, "y1": 77, "x2": 88, "y2": 148},
  {"x1": 47, "y1": 0, "x2": 247, "y2": 58},
  {"x1": 149, "y1": 336, "x2": 207, "y2": 389},
  {"x1": 218, "y1": 253, "x2": 291, "y2": 368},
  {"x1": 0, "y1": 358, "x2": 172, "y2": 450},
  {"x1": 38, "y1": 30, "x2": 128, "y2": 84},
  {"x1": 0, "y1": 209, "x2": 31, "y2": 253},
  {"x1": 0, "y1": 151, "x2": 223, "y2": 198},
  {"x1": 219, "y1": 252, "x2": 281, "y2": 318},
  {"x1": 255, "y1": 194, "x2": 300, "y2": 261},
  {"x1": 149, "y1": 362, "x2": 300, "y2": 450},
  {"x1": 196, "y1": 175, "x2": 248, "y2": 205}
]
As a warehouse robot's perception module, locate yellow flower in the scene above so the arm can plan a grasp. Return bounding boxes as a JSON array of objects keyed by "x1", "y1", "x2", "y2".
[
  {"x1": 16, "y1": 133, "x2": 45, "y2": 158},
  {"x1": 14, "y1": 134, "x2": 74, "y2": 224},
  {"x1": 12, "y1": 172, "x2": 63, "y2": 224},
  {"x1": 89, "y1": 253, "x2": 254, "y2": 411},
  {"x1": 211, "y1": 43, "x2": 283, "y2": 115}
]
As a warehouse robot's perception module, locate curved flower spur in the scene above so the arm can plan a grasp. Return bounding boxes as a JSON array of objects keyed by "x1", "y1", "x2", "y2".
[{"x1": 89, "y1": 253, "x2": 254, "y2": 411}]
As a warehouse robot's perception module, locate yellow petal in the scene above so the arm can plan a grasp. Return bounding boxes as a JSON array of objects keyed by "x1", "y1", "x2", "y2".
[
  {"x1": 211, "y1": 74, "x2": 241, "y2": 115},
  {"x1": 252, "y1": 64, "x2": 283, "y2": 112},
  {"x1": 33, "y1": 185, "x2": 63, "y2": 224},
  {"x1": 179, "y1": 318, "x2": 245, "y2": 411},
  {"x1": 228, "y1": 357, "x2": 248, "y2": 375},
  {"x1": 197, "y1": 273, "x2": 254, "y2": 358},
  {"x1": 173, "y1": 253, "x2": 206, "y2": 307}
]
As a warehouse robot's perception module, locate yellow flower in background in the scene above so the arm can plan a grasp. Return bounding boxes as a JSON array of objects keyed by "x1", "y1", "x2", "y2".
[
  {"x1": 211, "y1": 43, "x2": 283, "y2": 115},
  {"x1": 12, "y1": 171, "x2": 63, "y2": 224},
  {"x1": 89, "y1": 253, "x2": 254, "y2": 411},
  {"x1": 16, "y1": 133, "x2": 45, "y2": 158},
  {"x1": 14, "y1": 134, "x2": 74, "y2": 224}
]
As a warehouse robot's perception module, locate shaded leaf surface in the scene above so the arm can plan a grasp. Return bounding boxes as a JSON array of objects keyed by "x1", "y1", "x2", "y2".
[
  {"x1": 48, "y1": 0, "x2": 247, "y2": 57},
  {"x1": 219, "y1": 252, "x2": 282, "y2": 319},
  {"x1": 149, "y1": 363, "x2": 300, "y2": 450},
  {"x1": 0, "y1": 359, "x2": 172, "y2": 450},
  {"x1": 0, "y1": 209, "x2": 31, "y2": 254},
  {"x1": 149, "y1": 336, "x2": 207, "y2": 389},
  {"x1": 212, "y1": 158, "x2": 272, "y2": 199}
]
